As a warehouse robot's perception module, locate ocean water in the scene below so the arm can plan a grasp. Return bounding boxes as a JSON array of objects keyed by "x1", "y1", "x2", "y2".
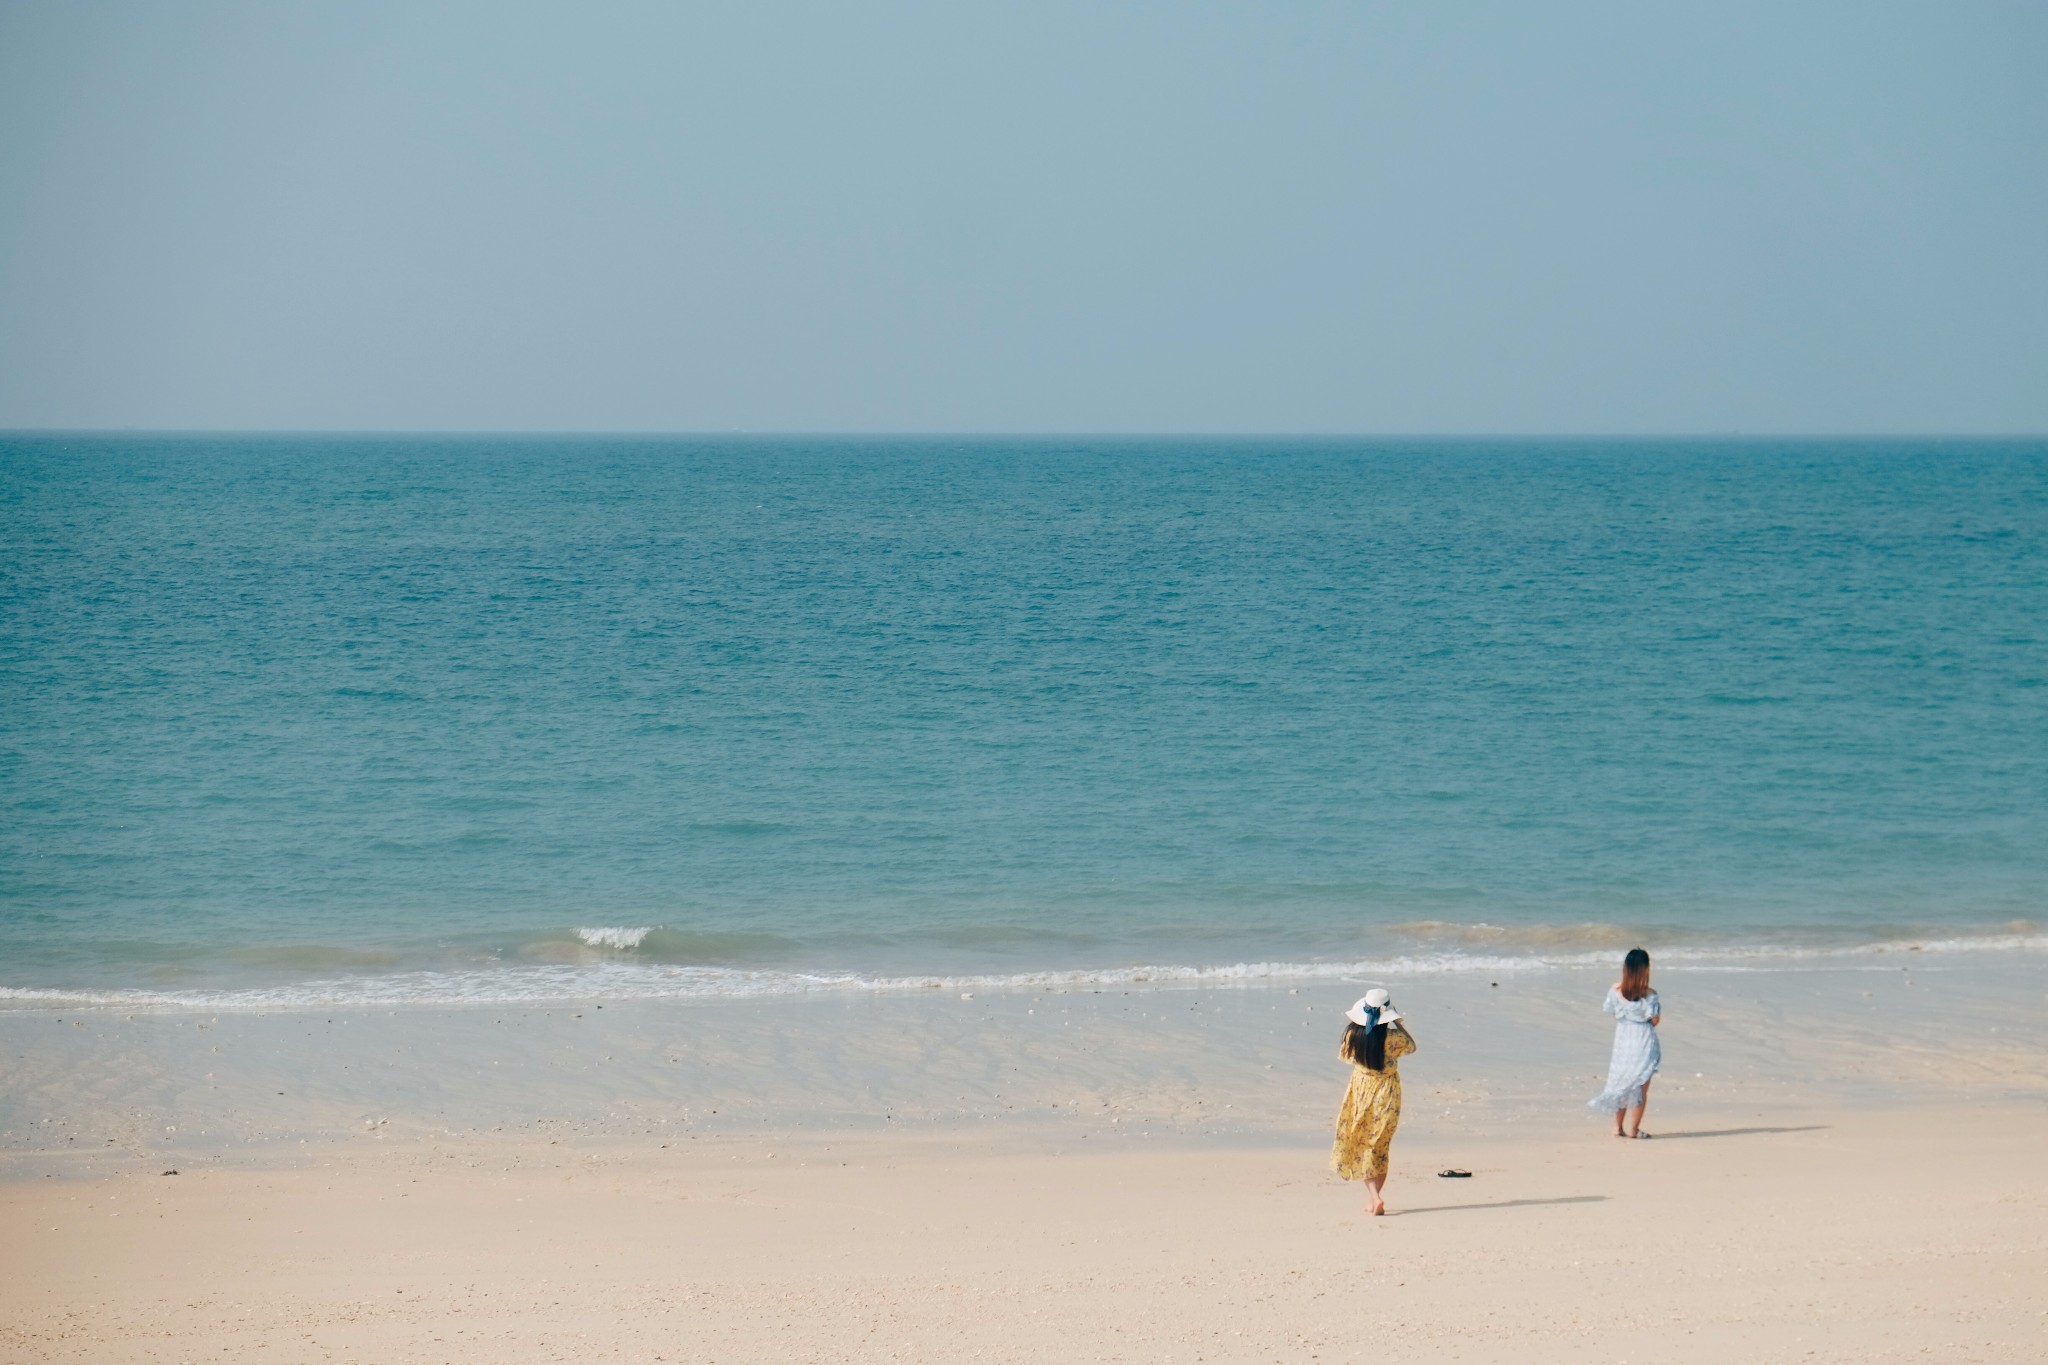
[{"x1": 2, "y1": 436, "x2": 2044, "y2": 1007}]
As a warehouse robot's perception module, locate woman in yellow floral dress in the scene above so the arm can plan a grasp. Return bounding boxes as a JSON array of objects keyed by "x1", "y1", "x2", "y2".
[{"x1": 1331, "y1": 988, "x2": 1416, "y2": 1216}]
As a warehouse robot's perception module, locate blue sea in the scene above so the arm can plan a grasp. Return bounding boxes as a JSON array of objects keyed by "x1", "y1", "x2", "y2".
[{"x1": 2, "y1": 436, "x2": 2043, "y2": 1007}]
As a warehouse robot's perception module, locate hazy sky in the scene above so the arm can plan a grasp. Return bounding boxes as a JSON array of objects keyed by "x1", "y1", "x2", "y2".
[{"x1": 1, "y1": 1, "x2": 2042, "y2": 433}]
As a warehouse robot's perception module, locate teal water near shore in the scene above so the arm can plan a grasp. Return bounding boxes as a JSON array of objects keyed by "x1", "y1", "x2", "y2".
[{"x1": 3, "y1": 436, "x2": 2044, "y2": 1006}]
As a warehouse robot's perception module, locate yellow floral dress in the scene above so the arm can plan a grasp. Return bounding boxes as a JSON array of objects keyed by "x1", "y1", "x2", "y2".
[{"x1": 1331, "y1": 1027, "x2": 1415, "y2": 1182}]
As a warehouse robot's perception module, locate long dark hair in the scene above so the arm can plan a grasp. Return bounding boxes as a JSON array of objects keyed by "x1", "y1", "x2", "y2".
[
  {"x1": 1342, "y1": 1019, "x2": 1387, "y2": 1071},
  {"x1": 1620, "y1": 947, "x2": 1652, "y2": 1002}
]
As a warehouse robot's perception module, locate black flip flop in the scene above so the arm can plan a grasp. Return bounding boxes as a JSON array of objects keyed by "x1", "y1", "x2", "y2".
[{"x1": 1437, "y1": 1168, "x2": 1472, "y2": 1178}]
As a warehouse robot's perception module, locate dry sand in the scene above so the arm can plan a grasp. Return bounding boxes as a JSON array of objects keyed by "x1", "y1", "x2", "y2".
[{"x1": 5, "y1": 1103, "x2": 2046, "y2": 1364}]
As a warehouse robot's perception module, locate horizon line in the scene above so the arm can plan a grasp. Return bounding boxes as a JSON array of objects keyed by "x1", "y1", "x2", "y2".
[{"x1": 5, "y1": 428, "x2": 2046, "y2": 442}]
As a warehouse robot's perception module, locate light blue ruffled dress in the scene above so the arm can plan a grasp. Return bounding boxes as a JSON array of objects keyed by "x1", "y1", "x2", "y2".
[{"x1": 1588, "y1": 986, "x2": 1661, "y2": 1112}]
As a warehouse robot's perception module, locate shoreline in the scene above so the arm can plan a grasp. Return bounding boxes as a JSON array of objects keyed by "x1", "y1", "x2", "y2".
[
  {"x1": 6, "y1": 924, "x2": 2044, "y2": 1012},
  {"x1": 5, "y1": 953, "x2": 2043, "y2": 1171}
]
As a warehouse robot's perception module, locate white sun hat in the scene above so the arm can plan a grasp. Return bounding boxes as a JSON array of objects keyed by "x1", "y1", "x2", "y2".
[{"x1": 1345, "y1": 988, "x2": 1400, "y2": 1028}]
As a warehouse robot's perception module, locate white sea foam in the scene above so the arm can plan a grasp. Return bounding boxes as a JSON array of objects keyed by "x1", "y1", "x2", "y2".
[
  {"x1": 576, "y1": 926, "x2": 653, "y2": 950},
  {"x1": 2, "y1": 931, "x2": 2041, "y2": 1014}
]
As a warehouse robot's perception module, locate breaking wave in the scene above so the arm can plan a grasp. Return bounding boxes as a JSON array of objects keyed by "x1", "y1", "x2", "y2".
[
  {"x1": 2, "y1": 930, "x2": 2040, "y2": 1014},
  {"x1": 576, "y1": 926, "x2": 652, "y2": 950}
]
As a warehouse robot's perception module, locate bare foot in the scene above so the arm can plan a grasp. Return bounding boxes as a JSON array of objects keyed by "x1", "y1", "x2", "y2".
[
  {"x1": 1370, "y1": 1200, "x2": 1386, "y2": 1216},
  {"x1": 1613, "y1": 1128, "x2": 1628, "y2": 1138}
]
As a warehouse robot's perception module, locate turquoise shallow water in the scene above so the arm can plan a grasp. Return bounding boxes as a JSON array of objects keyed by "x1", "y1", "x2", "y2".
[{"x1": 2, "y1": 436, "x2": 2044, "y2": 1004}]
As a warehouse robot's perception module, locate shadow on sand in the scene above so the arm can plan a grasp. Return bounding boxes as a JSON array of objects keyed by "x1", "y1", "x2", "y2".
[
  {"x1": 1650, "y1": 1125, "x2": 1829, "y2": 1140},
  {"x1": 1394, "y1": 1195, "x2": 1607, "y2": 1216}
]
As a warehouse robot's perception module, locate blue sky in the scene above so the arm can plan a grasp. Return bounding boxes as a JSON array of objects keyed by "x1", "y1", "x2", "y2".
[{"x1": 1, "y1": 1, "x2": 2043, "y2": 432}]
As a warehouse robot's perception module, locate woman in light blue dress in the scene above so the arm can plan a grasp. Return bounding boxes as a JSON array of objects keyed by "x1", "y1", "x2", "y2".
[{"x1": 1588, "y1": 947, "x2": 1660, "y2": 1138}]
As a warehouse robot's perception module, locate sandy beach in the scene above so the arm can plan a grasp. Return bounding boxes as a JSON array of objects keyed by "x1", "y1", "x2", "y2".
[
  {"x1": 5, "y1": 1106, "x2": 2046, "y2": 1364},
  {"x1": 4, "y1": 957, "x2": 2046, "y2": 1363}
]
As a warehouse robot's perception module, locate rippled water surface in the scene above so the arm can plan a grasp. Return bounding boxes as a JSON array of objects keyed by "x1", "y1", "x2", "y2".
[{"x1": 3, "y1": 436, "x2": 2043, "y2": 1001}]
